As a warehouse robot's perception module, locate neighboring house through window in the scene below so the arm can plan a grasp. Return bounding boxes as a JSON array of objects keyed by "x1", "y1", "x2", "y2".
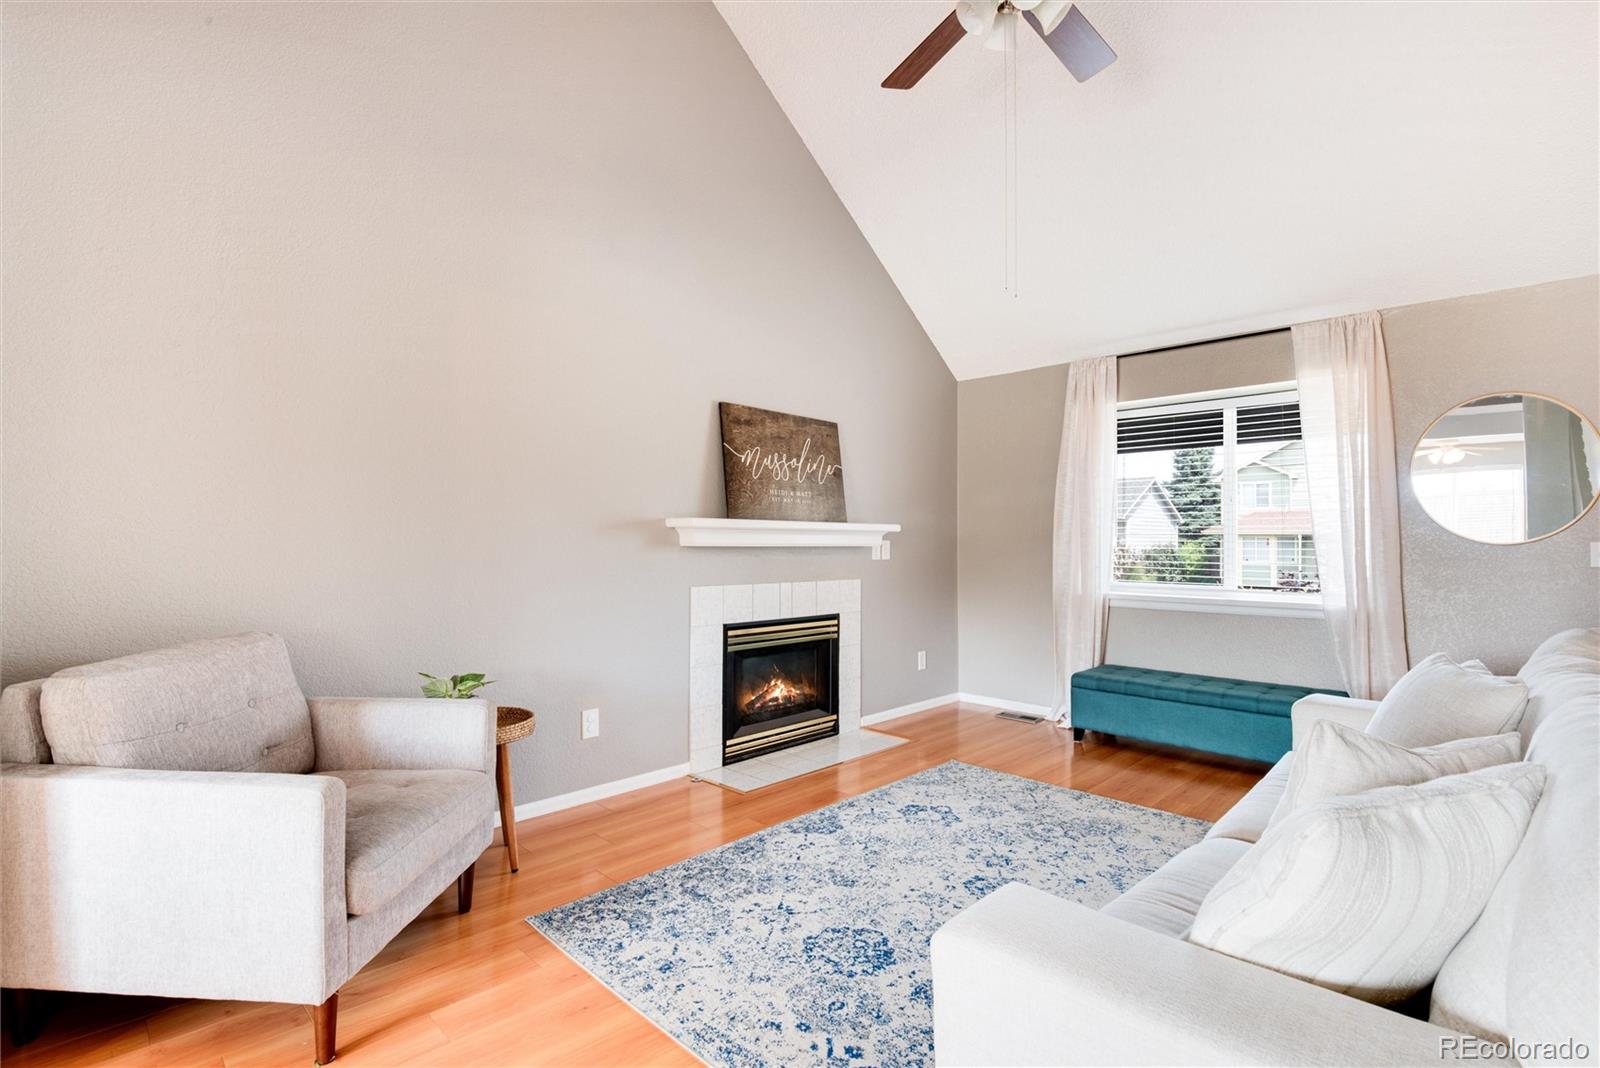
[{"x1": 1111, "y1": 389, "x2": 1321, "y2": 599}]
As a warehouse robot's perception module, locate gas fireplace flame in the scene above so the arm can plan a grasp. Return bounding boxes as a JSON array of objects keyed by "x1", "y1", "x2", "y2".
[{"x1": 743, "y1": 666, "x2": 818, "y2": 717}]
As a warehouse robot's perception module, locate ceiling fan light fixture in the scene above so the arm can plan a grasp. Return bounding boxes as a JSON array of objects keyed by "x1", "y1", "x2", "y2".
[
  {"x1": 981, "y1": 12, "x2": 1018, "y2": 52},
  {"x1": 955, "y1": 1, "x2": 997, "y2": 38}
]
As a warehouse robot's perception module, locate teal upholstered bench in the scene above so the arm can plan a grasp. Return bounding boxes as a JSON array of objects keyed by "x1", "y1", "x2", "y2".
[{"x1": 1069, "y1": 664, "x2": 1346, "y2": 764}]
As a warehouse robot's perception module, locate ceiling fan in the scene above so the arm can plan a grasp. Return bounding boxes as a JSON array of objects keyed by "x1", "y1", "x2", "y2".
[
  {"x1": 882, "y1": 0, "x2": 1116, "y2": 90},
  {"x1": 1419, "y1": 442, "x2": 1491, "y2": 466}
]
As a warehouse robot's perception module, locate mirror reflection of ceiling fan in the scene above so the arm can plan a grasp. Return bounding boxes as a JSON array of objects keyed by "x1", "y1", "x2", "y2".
[
  {"x1": 1419, "y1": 442, "x2": 1491, "y2": 466},
  {"x1": 882, "y1": 1, "x2": 1116, "y2": 90}
]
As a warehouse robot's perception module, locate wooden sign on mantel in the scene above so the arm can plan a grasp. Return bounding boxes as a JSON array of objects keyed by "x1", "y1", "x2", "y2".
[{"x1": 718, "y1": 402, "x2": 848, "y2": 522}]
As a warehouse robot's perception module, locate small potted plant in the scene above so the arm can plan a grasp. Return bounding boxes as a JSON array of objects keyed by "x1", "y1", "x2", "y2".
[{"x1": 418, "y1": 672, "x2": 494, "y2": 699}]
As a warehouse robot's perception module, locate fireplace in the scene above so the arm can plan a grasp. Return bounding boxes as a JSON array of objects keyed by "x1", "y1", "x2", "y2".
[{"x1": 722, "y1": 614, "x2": 840, "y2": 765}]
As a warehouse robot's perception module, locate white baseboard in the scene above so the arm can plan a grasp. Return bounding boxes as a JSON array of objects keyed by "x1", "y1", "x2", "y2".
[
  {"x1": 860, "y1": 692, "x2": 960, "y2": 726},
  {"x1": 954, "y1": 692, "x2": 1054, "y2": 717},
  {"x1": 494, "y1": 761, "x2": 692, "y2": 828},
  {"x1": 496, "y1": 693, "x2": 1050, "y2": 828}
]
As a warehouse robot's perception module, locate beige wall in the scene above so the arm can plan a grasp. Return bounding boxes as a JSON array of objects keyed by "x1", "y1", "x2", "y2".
[
  {"x1": 957, "y1": 277, "x2": 1599, "y2": 704},
  {"x1": 956, "y1": 364, "x2": 1066, "y2": 705},
  {"x1": 1, "y1": 3, "x2": 959, "y2": 802},
  {"x1": 1384, "y1": 276, "x2": 1600, "y2": 672},
  {"x1": 1118, "y1": 331, "x2": 1294, "y2": 404}
]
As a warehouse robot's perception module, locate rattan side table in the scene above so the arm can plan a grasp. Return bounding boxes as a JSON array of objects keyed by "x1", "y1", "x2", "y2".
[{"x1": 494, "y1": 706, "x2": 536, "y2": 873}]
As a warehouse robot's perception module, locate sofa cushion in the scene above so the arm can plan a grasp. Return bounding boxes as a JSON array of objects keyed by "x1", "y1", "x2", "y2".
[
  {"x1": 1271, "y1": 720, "x2": 1520, "y2": 825},
  {"x1": 1431, "y1": 627, "x2": 1599, "y2": 1048},
  {"x1": 1514, "y1": 626, "x2": 1600, "y2": 747},
  {"x1": 1071, "y1": 665, "x2": 1343, "y2": 716},
  {"x1": 39, "y1": 634, "x2": 314, "y2": 773},
  {"x1": 1364, "y1": 653, "x2": 1528, "y2": 748},
  {"x1": 0, "y1": 680, "x2": 51, "y2": 764},
  {"x1": 330, "y1": 768, "x2": 493, "y2": 916},
  {"x1": 1189, "y1": 763, "x2": 1547, "y2": 1005},
  {"x1": 1100, "y1": 837, "x2": 1252, "y2": 938},
  {"x1": 1205, "y1": 753, "x2": 1293, "y2": 844}
]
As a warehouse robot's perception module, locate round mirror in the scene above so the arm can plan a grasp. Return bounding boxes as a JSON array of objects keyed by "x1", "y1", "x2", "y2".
[{"x1": 1411, "y1": 393, "x2": 1600, "y2": 544}]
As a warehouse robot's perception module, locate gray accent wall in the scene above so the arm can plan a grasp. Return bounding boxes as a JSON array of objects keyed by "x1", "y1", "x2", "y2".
[
  {"x1": 957, "y1": 277, "x2": 1599, "y2": 704},
  {"x1": 1, "y1": 3, "x2": 958, "y2": 803}
]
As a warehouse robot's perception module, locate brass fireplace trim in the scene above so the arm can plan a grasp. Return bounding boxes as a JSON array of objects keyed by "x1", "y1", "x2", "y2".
[
  {"x1": 724, "y1": 714, "x2": 839, "y2": 756},
  {"x1": 725, "y1": 617, "x2": 839, "y2": 653}
]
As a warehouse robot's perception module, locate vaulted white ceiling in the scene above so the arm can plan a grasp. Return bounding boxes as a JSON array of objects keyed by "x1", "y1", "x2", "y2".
[{"x1": 716, "y1": 1, "x2": 1599, "y2": 380}]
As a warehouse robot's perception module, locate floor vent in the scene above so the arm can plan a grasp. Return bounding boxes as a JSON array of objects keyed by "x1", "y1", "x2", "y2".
[{"x1": 995, "y1": 710, "x2": 1046, "y2": 724}]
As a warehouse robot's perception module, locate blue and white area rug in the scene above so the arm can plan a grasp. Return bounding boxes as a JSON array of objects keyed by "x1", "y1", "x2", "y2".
[{"x1": 527, "y1": 760, "x2": 1208, "y2": 1067}]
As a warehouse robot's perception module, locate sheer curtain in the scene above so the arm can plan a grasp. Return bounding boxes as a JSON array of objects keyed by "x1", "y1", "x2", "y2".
[
  {"x1": 1052, "y1": 355, "x2": 1117, "y2": 723},
  {"x1": 1292, "y1": 312, "x2": 1409, "y2": 699}
]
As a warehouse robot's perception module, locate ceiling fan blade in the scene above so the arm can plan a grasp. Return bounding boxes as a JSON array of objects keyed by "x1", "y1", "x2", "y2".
[
  {"x1": 1022, "y1": 4, "x2": 1116, "y2": 83},
  {"x1": 882, "y1": 10, "x2": 965, "y2": 90}
]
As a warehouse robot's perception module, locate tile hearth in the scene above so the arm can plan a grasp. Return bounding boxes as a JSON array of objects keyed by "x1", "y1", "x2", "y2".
[{"x1": 691, "y1": 729, "x2": 906, "y2": 793}]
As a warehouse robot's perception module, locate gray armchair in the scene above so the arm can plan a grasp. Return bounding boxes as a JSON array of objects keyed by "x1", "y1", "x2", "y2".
[{"x1": 0, "y1": 633, "x2": 494, "y2": 1064}]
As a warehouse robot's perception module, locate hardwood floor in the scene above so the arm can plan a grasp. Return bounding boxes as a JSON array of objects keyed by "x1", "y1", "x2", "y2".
[{"x1": 1, "y1": 703, "x2": 1263, "y2": 1068}]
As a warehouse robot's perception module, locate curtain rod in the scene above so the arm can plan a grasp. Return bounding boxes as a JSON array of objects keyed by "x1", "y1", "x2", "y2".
[{"x1": 1118, "y1": 326, "x2": 1289, "y2": 361}]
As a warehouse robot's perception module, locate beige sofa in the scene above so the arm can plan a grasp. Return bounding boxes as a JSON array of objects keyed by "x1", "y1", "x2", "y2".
[
  {"x1": 932, "y1": 628, "x2": 1599, "y2": 1066},
  {"x1": 0, "y1": 633, "x2": 495, "y2": 1064}
]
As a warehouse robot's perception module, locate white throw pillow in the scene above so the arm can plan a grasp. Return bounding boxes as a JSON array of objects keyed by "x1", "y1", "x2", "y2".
[
  {"x1": 1364, "y1": 653, "x2": 1529, "y2": 747},
  {"x1": 1188, "y1": 762, "x2": 1547, "y2": 1005},
  {"x1": 1270, "y1": 719, "x2": 1521, "y2": 825}
]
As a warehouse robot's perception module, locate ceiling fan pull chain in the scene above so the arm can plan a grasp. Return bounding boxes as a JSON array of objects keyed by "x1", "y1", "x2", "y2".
[
  {"x1": 1012, "y1": 7, "x2": 1020, "y2": 300},
  {"x1": 1001, "y1": 12, "x2": 1009, "y2": 296},
  {"x1": 1003, "y1": 8, "x2": 1014, "y2": 297},
  {"x1": 1006, "y1": 8, "x2": 1020, "y2": 299}
]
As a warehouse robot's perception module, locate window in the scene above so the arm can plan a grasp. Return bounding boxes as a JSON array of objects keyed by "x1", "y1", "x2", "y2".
[{"x1": 1112, "y1": 388, "x2": 1320, "y2": 601}]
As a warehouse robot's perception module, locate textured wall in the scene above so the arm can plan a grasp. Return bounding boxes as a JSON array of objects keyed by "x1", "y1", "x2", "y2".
[
  {"x1": 2, "y1": 2, "x2": 959, "y2": 802},
  {"x1": 1383, "y1": 276, "x2": 1600, "y2": 672},
  {"x1": 956, "y1": 279, "x2": 1597, "y2": 703}
]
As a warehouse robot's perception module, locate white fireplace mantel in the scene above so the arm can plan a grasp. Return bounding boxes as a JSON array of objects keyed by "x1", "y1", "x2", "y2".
[{"x1": 666, "y1": 518, "x2": 900, "y2": 552}]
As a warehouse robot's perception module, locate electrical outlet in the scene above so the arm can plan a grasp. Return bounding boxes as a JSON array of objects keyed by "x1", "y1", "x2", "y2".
[
  {"x1": 581, "y1": 707, "x2": 600, "y2": 739},
  {"x1": 917, "y1": 650, "x2": 926, "y2": 671}
]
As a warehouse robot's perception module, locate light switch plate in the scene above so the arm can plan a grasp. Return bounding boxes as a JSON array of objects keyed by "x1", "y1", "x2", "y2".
[{"x1": 1591, "y1": 542, "x2": 1600, "y2": 568}]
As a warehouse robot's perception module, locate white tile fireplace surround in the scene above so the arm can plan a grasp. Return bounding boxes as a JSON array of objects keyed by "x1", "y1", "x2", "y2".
[{"x1": 689, "y1": 580, "x2": 863, "y2": 776}]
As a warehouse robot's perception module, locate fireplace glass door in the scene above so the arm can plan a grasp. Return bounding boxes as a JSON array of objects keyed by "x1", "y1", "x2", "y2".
[{"x1": 722, "y1": 614, "x2": 839, "y2": 764}]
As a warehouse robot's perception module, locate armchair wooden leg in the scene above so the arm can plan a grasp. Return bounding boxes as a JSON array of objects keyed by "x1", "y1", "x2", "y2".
[
  {"x1": 1071, "y1": 727, "x2": 1085, "y2": 741},
  {"x1": 311, "y1": 993, "x2": 338, "y2": 1065},
  {"x1": 457, "y1": 862, "x2": 475, "y2": 914}
]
